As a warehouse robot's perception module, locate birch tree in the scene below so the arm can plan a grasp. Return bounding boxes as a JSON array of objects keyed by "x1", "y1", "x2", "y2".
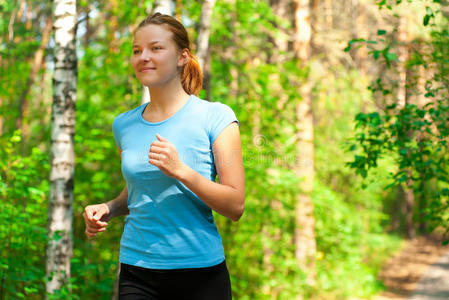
[
  {"x1": 196, "y1": 0, "x2": 216, "y2": 73},
  {"x1": 46, "y1": 0, "x2": 77, "y2": 295},
  {"x1": 293, "y1": 0, "x2": 317, "y2": 289}
]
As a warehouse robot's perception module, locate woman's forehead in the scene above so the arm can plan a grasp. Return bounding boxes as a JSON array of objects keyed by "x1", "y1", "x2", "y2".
[{"x1": 133, "y1": 24, "x2": 173, "y2": 45}]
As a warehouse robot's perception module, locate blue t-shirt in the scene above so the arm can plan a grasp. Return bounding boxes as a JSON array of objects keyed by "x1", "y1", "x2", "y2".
[{"x1": 112, "y1": 94, "x2": 239, "y2": 269}]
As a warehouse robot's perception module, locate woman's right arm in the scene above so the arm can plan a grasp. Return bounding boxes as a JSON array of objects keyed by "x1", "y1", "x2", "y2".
[
  {"x1": 106, "y1": 186, "x2": 129, "y2": 218},
  {"x1": 83, "y1": 186, "x2": 129, "y2": 238}
]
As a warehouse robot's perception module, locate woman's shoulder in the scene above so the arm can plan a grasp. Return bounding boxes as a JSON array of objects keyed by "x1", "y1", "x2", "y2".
[
  {"x1": 191, "y1": 94, "x2": 233, "y2": 114},
  {"x1": 113, "y1": 102, "x2": 147, "y2": 124}
]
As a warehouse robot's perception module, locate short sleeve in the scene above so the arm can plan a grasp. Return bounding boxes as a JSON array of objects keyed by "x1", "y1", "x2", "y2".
[
  {"x1": 112, "y1": 117, "x2": 121, "y2": 150},
  {"x1": 208, "y1": 102, "x2": 239, "y2": 145}
]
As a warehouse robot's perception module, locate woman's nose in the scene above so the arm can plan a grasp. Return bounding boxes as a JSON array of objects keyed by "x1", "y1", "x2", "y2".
[{"x1": 140, "y1": 48, "x2": 151, "y2": 62}]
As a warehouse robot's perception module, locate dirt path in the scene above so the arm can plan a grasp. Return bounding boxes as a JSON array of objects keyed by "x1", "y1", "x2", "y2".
[
  {"x1": 409, "y1": 249, "x2": 449, "y2": 299},
  {"x1": 374, "y1": 236, "x2": 449, "y2": 300}
]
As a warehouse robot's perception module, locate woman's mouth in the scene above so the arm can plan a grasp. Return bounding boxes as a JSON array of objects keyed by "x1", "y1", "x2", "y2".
[{"x1": 140, "y1": 67, "x2": 156, "y2": 72}]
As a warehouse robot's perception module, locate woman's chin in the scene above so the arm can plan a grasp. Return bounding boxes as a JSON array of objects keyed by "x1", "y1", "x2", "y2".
[{"x1": 138, "y1": 80, "x2": 158, "y2": 87}]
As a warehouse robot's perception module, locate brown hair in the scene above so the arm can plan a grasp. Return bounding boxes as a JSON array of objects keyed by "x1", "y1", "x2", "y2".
[{"x1": 135, "y1": 13, "x2": 203, "y2": 96}]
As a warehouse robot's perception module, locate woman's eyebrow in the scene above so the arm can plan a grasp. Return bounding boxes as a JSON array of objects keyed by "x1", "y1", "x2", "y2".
[{"x1": 133, "y1": 41, "x2": 162, "y2": 47}]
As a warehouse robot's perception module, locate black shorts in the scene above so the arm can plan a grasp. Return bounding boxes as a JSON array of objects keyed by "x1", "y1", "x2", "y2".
[{"x1": 118, "y1": 259, "x2": 232, "y2": 300}]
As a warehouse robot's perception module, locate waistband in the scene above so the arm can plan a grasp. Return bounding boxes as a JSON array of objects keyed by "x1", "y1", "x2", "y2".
[{"x1": 120, "y1": 259, "x2": 226, "y2": 274}]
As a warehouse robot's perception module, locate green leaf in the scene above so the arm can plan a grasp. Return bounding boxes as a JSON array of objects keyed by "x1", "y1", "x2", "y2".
[
  {"x1": 385, "y1": 52, "x2": 398, "y2": 62},
  {"x1": 377, "y1": 0, "x2": 387, "y2": 7},
  {"x1": 377, "y1": 30, "x2": 387, "y2": 35}
]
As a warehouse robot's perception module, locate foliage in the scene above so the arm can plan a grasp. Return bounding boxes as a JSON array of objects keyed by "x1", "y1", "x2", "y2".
[
  {"x1": 314, "y1": 179, "x2": 401, "y2": 298},
  {"x1": 1, "y1": 0, "x2": 446, "y2": 299},
  {"x1": 345, "y1": 0, "x2": 449, "y2": 238},
  {"x1": 0, "y1": 131, "x2": 49, "y2": 299}
]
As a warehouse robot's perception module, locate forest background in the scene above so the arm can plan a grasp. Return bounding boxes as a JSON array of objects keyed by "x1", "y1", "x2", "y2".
[{"x1": 0, "y1": 0, "x2": 448, "y2": 299}]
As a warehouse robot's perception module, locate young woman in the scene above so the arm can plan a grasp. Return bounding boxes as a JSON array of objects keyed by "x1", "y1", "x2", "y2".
[{"x1": 82, "y1": 12, "x2": 245, "y2": 300}]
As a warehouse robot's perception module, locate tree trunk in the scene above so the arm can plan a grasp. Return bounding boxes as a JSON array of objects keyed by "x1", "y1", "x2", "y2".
[
  {"x1": 403, "y1": 175, "x2": 415, "y2": 239},
  {"x1": 324, "y1": 0, "x2": 332, "y2": 28},
  {"x1": 84, "y1": 3, "x2": 91, "y2": 48},
  {"x1": 196, "y1": 0, "x2": 215, "y2": 73},
  {"x1": 350, "y1": 0, "x2": 359, "y2": 67},
  {"x1": 25, "y1": 1, "x2": 32, "y2": 31},
  {"x1": 46, "y1": 0, "x2": 77, "y2": 296},
  {"x1": 397, "y1": 16, "x2": 407, "y2": 109},
  {"x1": 16, "y1": 15, "x2": 52, "y2": 134},
  {"x1": 293, "y1": 0, "x2": 316, "y2": 289},
  {"x1": 8, "y1": 0, "x2": 26, "y2": 42},
  {"x1": 397, "y1": 15, "x2": 415, "y2": 239},
  {"x1": 152, "y1": 0, "x2": 172, "y2": 15},
  {"x1": 416, "y1": 52, "x2": 428, "y2": 234},
  {"x1": 355, "y1": 2, "x2": 368, "y2": 74}
]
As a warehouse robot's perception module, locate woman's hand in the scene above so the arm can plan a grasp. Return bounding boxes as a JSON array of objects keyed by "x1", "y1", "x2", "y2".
[
  {"x1": 149, "y1": 133, "x2": 187, "y2": 180},
  {"x1": 82, "y1": 203, "x2": 111, "y2": 238}
]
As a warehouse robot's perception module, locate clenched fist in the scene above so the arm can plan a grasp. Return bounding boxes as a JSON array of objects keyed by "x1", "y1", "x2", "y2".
[
  {"x1": 82, "y1": 203, "x2": 111, "y2": 238},
  {"x1": 149, "y1": 133, "x2": 188, "y2": 180}
]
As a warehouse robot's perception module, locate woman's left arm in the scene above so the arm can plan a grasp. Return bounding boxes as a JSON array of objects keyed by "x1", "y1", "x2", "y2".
[{"x1": 179, "y1": 122, "x2": 245, "y2": 221}]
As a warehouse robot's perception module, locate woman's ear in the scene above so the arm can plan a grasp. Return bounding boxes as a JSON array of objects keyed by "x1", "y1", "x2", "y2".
[{"x1": 178, "y1": 48, "x2": 190, "y2": 67}]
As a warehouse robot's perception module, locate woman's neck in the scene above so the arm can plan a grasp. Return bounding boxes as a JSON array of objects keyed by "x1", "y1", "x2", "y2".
[{"x1": 147, "y1": 80, "x2": 190, "y2": 115}]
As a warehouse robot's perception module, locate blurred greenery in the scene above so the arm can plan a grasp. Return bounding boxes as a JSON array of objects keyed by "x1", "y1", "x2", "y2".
[{"x1": 0, "y1": 0, "x2": 447, "y2": 299}]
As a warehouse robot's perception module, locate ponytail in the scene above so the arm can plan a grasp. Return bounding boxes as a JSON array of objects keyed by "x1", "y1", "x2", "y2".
[{"x1": 181, "y1": 53, "x2": 203, "y2": 96}]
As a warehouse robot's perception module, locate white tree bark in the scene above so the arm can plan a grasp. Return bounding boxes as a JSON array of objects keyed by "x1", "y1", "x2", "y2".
[
  {"x1": 293, "y1": 0, "x2": 317, "y2": 290},
  {"x1": 196, "y1": 0, "x2": 216, "y2": 72},
  {"x1": 46, "y1": 0, "x2": 77, "y2": 296},
  {"x1": 151, "y1": 0, "x2": 173, "y2": 15},
  {"x1": 294, "y1": 0, "x2": 312, "y2": 61}
]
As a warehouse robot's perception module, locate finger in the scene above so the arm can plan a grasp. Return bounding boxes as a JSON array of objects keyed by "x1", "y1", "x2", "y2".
[
  {"x1": 88, "y1": 221, "x2": 107, "y2": 229},
  {"x1": 86, "y1": 227, "x2": 104, "y2": 235},
  {"x1": 85, "y1": 229, "x2": 97, "y2": 237},
  {"x1": 149, "y1": 152, "x2": 164, "y2": 161},
  {"x1": 151, "y1": 140, "x2": 167, "y2": 146},
  {"x1": 92, "y1": 205, "x2": 108, "y2": 221},
  {"x1": 156, "y1": 133, "x2": 168, "y2": 141},
  {"x1": 95, "y1": 220, "x2": 108, "y2": 227},
  {"x1": 86, "y1": 228, "x2": 98, "y2": 235},
  {"x1": 149, "y1": 145, "x2": 166, "y2": 154},
  {"x1": 151, "y1": 142, "x2": 171, "y2": 151},
  {"x1": 149, "y1": 158, "x2": 161, "y2": 166},
  {"x1": 84, "y1": 206, "x2": 95, "y2": 220},
  {"x1": 89, "y1": 226, "x2": 106, "y2": 233}
]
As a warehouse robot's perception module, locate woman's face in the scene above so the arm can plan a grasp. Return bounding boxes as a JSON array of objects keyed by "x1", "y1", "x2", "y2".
[{"x1": 132, "y1": 24, "x2": 187, "y2": 87}]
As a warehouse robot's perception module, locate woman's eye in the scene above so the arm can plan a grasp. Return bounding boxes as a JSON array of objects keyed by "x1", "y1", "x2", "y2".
[
  {"x1": 133, "y1": 49, "x2": 141, "y2": 54},
  {"x1": 152, "y1": 46, "x2": 162, "y2": 50}
]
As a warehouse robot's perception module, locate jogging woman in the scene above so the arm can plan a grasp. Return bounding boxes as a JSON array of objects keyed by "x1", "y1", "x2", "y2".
[{"x1": 82, "y1": 12, "x2": 245, "y2": 300}]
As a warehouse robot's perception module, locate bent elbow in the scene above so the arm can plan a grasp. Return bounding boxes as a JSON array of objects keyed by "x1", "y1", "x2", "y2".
[{"x1": 232, "y1": 200, "x2": 245, "y2": 222}]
